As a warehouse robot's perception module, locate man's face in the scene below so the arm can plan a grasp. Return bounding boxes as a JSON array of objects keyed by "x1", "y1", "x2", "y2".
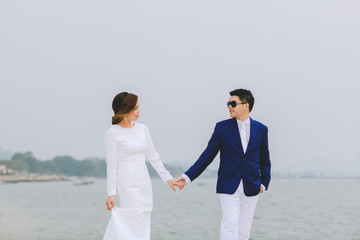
[{"x1": 228, "y1": 95, "x2": 249, "y2": 119}]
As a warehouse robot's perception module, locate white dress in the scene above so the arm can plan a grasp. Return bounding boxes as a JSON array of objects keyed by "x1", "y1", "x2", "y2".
[{"x1": 103, "y1": 123, "x2": 173, "y2": 240}]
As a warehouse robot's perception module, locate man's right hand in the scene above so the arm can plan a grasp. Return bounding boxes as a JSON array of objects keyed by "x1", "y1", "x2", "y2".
[{"x1": 176, "y1": 176, "x2": 187, "y2": 190}]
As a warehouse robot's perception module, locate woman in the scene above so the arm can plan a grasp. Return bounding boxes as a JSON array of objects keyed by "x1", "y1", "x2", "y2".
[{"x1": 103, "y1": 92, "x2": 179, "y2": 240}]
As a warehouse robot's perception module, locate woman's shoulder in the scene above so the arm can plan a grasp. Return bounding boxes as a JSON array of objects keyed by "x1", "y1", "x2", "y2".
[
  {"x1": 104, "y1": 123, "x2": 148, "y2": 135},
  {"x1": 135, "y1": 122, "x2": 147, "y2": 130},
  {"x1": 104, "y1": 125, "x2": 118, "y2": 136}
]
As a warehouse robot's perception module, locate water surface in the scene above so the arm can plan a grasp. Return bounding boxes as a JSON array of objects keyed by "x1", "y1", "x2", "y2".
[{"x1": 0, "y1": 178, "x2": 359, "y2": 240}]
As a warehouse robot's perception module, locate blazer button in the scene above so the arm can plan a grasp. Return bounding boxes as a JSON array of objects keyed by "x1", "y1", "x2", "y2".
[{"x1": 243, "y1": 157, "x2": 246, "y2": 160}]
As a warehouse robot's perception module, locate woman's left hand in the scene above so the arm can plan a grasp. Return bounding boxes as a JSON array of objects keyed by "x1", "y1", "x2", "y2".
[{"x1": 106, "y1": 196, "x2": 115, "y2": 210}]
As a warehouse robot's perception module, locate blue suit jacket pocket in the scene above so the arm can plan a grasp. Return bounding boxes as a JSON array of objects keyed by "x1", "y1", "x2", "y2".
[{"x1": 249, "y1": 173, "x2": 261, "y2": 182}]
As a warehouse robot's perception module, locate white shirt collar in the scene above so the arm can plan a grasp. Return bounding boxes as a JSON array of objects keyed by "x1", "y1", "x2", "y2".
[{"x1": 236, "y1": 117, "x2": 250, "y2": 125}]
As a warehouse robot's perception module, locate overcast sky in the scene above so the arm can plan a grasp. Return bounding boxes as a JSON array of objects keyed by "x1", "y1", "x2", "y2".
[{"x1": 1, "y1": 0, "x2": 359, "y2": 175}]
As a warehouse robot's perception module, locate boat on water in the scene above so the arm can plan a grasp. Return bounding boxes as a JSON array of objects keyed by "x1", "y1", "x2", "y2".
[
  {"x1": 73, "y1": 180, "x2": 94, "y2": 186},
  {"x1": 3, "y1": 181, "x2": 18, "y2": 184}
]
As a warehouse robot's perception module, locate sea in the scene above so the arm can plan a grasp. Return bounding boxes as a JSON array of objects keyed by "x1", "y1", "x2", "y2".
[{"x1": 0, "y1": 178, "x2": 359, "y2": 240}]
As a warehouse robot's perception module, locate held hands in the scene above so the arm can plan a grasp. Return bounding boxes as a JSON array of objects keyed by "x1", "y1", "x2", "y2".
[
  {"x1": 176, "y1": 176, "x2": 187, "y2": 190},
  {"x1": 167, "y1": 178, "x2": 184, "y2": 191}
]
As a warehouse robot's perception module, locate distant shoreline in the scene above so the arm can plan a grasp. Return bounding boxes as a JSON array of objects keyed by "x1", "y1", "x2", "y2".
[
  {"x1": 1, "y1": 174, "x2": 359, "y2": 184},
  {"x1": 0, "y1": 175, "x2": 73, "y2": 184}
]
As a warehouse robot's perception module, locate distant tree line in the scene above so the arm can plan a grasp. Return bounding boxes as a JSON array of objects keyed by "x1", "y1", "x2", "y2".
[
  {"x1": 3, "y1": 152, "x2": 106, "y2": 177},
  {"x1": 2, "y1": 151, "x2": 184, "y2": 178}
]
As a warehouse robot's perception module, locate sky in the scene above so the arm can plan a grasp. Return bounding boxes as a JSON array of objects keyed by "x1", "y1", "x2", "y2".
[{"x1": 1, "y1": 0, "x2": 360, "y2": 176}]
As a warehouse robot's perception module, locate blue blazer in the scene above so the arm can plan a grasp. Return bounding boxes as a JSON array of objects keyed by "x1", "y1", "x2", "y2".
[{"x1": 185, "y1": 118, "x2": 271, "y2": 196}]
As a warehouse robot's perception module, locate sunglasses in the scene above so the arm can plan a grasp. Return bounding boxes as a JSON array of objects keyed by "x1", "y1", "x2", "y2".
[{"x1": 227, "y1": 101, "x2": 247, "y2": 108}]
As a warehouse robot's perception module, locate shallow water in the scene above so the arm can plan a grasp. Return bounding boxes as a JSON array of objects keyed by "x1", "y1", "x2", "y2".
[{"x1": 0, "y1": 178, "x2": 359, "y2": 240}]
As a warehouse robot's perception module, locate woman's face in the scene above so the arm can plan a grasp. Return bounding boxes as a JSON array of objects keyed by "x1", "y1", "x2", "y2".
[{"x1": 127, "y1": 100, "x2": 140, "y2": 121}]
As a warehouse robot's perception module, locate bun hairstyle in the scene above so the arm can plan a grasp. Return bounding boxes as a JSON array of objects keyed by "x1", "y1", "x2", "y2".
[{"x1": 111, "y1": 92, "x2": 138, "y2": 125}]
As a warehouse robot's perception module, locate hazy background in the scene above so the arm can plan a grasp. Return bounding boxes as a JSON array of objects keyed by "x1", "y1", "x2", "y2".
[{"x1": 1, "y1": 0, "x2": 359, "y2": 176}]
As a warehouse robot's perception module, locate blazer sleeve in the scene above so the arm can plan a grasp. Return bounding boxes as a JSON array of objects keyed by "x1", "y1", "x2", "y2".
[
  {"x1": 144, "y1": 125, "x2": 173, "y2": 182},
  {"x1": 104, "y1": 130, "x2": 118, "y2": 196},
  {"x1": 259, "y1": 127, "x2": 271, "y2": 189},
  {"x1": 185, "y1": 123, "x2": 221, "y2": 181}
]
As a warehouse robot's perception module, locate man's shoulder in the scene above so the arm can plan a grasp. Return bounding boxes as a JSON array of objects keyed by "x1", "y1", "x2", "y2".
[
  {"x1": 216, "y1": 118, "x2": 234, "y2": 126},
  {"x1": 214, "y1": 118, "x2": 268, "y2": 130},
  {"x1": 250, "y1": 118, "x2": 268, "y2": 130}
]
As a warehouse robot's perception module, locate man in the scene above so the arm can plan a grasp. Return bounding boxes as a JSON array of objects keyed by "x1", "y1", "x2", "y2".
[{"x1": 177, "y1": 88, "x2": 271, "y2": 240}]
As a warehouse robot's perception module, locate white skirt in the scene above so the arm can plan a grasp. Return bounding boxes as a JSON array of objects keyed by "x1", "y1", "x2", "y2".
[{"x1": 103, "y1": 207, "x2": 151, "y2": 240}]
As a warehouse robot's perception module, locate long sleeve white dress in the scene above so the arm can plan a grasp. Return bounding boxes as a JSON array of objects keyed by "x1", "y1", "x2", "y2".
[{"x1": 103, "y1": 123, "x2": 173, "y2": 240}]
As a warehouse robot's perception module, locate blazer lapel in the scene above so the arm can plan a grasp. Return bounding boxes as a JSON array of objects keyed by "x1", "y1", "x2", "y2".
[
  {"x1": 246, "y1": 118, "x2": 258, "y2": 155},
  {"x1": 230, "y1": 118, "x2": 245, "y2": 155}
]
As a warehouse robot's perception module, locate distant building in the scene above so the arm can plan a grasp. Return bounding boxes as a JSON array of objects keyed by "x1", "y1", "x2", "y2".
[{"x1": 0, "y1": 165, "x2": 6, "y2": 174}]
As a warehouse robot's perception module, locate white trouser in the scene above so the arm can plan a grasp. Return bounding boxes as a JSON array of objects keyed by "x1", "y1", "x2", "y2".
[{"x1": 218, "y1": 180, "x2": 260, "y2": 240}]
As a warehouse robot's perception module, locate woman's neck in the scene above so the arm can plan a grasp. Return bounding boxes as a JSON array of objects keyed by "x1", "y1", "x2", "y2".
[{"x1": 118, "y1": 120, "x2": 134, "y2": 128}]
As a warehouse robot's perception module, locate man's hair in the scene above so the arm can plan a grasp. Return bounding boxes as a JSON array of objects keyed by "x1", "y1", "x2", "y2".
[{"x1": 229, "y1": 89, "x2": 254, "y2": 112}]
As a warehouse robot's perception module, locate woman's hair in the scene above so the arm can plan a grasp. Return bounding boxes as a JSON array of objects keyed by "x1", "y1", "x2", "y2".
[{"x1": 111, "y1": 92, "x2": 138, "y2": 125}]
